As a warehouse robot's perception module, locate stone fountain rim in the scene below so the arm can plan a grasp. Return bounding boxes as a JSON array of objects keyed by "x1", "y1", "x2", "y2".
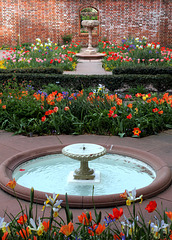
[
  {"x1": 62, "y1": 143, "x2": 107, "y2": 161},
  {"x1": 0, "y1": 144, "x2": 171, "y2": 208}
]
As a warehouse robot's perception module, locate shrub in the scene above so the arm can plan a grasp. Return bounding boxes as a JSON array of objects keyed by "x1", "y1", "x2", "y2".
[
  {"x1": 0, "y1": 67, "x2": 63, "y2": 74},
  {"x1": 0, "y1": 73, "x2": 171, "y2": 93},
  {"x1": 61, "y1": 34, "x2": 73, "y2": 44},
  {"x1": 112, "y1": 66, "x2": 172, "y2": 75}
]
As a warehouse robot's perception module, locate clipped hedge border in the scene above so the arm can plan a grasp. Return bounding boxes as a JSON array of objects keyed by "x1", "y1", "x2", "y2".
[
  {"x1": 0, "y1": 67, "x2": 63, "y2": 74},
  {"x1": 0, "y1": 73, "x2": 171, "y2": 92},
  {"x1": 112, "y1": 66, "x2": 172, "y2": 75}
]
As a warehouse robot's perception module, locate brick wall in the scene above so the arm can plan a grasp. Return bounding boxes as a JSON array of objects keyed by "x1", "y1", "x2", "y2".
[{"x1": 1, "y1": 0, "x2": 171, "y2": 47}]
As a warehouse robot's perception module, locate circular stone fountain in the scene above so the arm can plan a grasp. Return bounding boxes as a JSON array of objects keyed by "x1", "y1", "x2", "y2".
[
  {"x1": 76, "y1": 20, "x2": 105, "y2": 59},
  {"x1": 0, "y1": 144, "x2": 171, "y2": 208}
]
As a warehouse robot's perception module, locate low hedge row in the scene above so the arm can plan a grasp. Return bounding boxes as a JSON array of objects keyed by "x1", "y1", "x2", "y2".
[
  {"x1": 0, "y1": 73, "x2": 171, "y2": 92},
  {"x1": 0, "y1": 67, "x2": 63, "y2": 74},
  {"x1": 112, "y1": 66, "x2": 172, "y2": 75}
]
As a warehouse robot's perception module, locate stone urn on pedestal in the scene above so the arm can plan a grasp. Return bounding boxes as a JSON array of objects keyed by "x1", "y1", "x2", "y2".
[{"x1": 76, "y1": 20, "x2": 105, "y2": 59}]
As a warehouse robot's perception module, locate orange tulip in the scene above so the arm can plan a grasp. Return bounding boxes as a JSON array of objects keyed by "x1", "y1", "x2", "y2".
[
  {"x1": 88, "y1": 223, "x2": 97, "y2": 236},
  {"x1": 2, "y1": 232, "x2": 8, "y2": 240},
  {"x1": 29, "y1": 237, "x2": 37, "y2": 240},
  {"x1": 147, "y1": 99, "x2": 152, "y2": 103},
  {"x1": 159, "y1": 99, "x2": 165, "y2": 104},
  {"x1": 127, "y1": 103, "x2": 133, "y2": 109},
  {"x1": 78, "y1": 212, "x2": 92, "y2": 225},
  {"x1": 114, "y1": 232, "x2": 125, "y2": 239},
  {"x1": 6, "y1": 178, "x2": 16, "y2": 189},
  {"x1": 111, "y1": 106, "x2": 116, "y2": 111},
  {"x1": 41, "y1": 116, "x2": 46, "y2": 122},
  {"x1": 163, "y1": 93, "x2": 169, "y2": 100},
  {"x1": 59, "y1": 222, "x2": 74, "y2": 237},
  {"x1": 127, "y1": 113, "x2": 132, "y2": 119},
  {"x1": 113, "y1": 234, "x2": 120, "y2": 240},
  {"x1": 166, "y1": 211, "x2": 172, "y2": 220},
  {"x1": 145, "y1": 201, "x2": 157, "y2": 213},
  {"x1": 17, "y1": 227, "x2": 30, "y2": 239},
  {"x1": 108, "y1": 208, "x2": 123, "y2": 220},
  {"x1": 120, "y1": 190, "x2": 127, "y2": 199},
  {"x1": 133, "y1": 128, "x2": 141, "y2": 136},
  {"x1": 42, "y1": 220, "x2": 50, "y2": 232},
  {"x1": 135, "y1": 93, "x2": 142, "y2": 97},
  {"x1": 17, "y1": 214, "x2": 27, "y2": 225},
  {"x1": 108, "y1": 109, "x2": 115, "y2": 118},
  {"x1": 152, "y1": 108, "x2": 159, "y2": 113},
  {"x1": 158, "y1": 110, "x2": 163, "y2": 115},
  {"x1": 95, "y1": 223, "x2": 106, "y2": 235},
  {"x1": 116, "y1": 98, "x2": 122, "y2": 106}
]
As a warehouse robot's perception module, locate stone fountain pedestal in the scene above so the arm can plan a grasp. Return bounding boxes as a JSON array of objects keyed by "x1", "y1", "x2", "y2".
[
  {"x1": 76, "y1": 20, "x2": 105, "y2": 60},
  {"x1": 62, "y1": 143, "x2": 106, "y2": 180}
]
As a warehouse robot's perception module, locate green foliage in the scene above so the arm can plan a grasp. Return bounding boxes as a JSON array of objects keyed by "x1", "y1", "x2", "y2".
[
  {"x1": 20, "y1": 42, "x2": 32, "y2": 50},
  {"x1": 1, "y1": 73, "x2": 171, "y2": 92},
  {"x1": 98, "y1": 37, "x2": 171, "y2": 71},
  {"x1": 0, "y1": 67, "x2": 63, "y2": 74},
  {"x1": 128, "y1": 85, "x2": 148, "y2": 95},
  {"x1": 1, "y1": 39, "x2": 81, "y2": 71},
  {"x1": 0, "y1": 44, "x2": 10, "y2": 50},
  {"x1": 0, "y1": 81, "x2": 171, "y2": 137},
  {"x1": 2, "y1": 186, "x2": 172, "y2": 239},
  {"x1": 112, "y1": 66, "x2": 172, "y2": 75},
  {"x1": 61, "y1": 34, "x2": 73, "y2": 44},
  {"x1": 81, "y1": 15, "x2": 98, "y2": 20},
  {"x1": 42, "y1": 83, "x2": 66, "y2": 95},
  {"x1": 101, "y1": 36, "x2": 108, "y2": 42}
]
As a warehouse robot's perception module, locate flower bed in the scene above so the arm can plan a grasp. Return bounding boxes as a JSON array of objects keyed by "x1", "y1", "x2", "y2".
[
  {"x1": 0, "y1": 82, "x2": 171, "y2": 137},
  {"x1": 1, "y1": 38, "x2": 81, "y2": 71},
  {"x1": 2, "y1": 181, "x2": 172, "y2": 239},
  {"x1": 98, "y1": 37, "x2": 172, "y2": 71}
]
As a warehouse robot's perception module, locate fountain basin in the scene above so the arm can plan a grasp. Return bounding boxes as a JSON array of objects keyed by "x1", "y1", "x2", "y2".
[
  {"x1": 76, "y1": 51, "x2": 105, "y2": 59},
  {"x1": 0, "y1": 145, "x2": 171, "y2": 208},
  {"x1": 81, "y1": 20, "x2": 99, "y2": 28}
]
